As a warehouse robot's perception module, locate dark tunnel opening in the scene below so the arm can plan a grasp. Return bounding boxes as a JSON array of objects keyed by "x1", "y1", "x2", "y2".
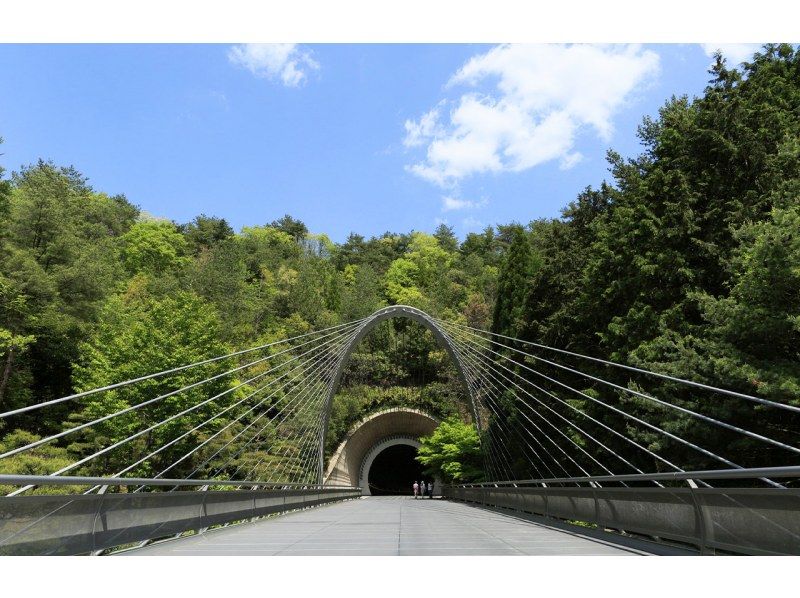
[{"x1": 367, "y1": 444, "x2": 427, "y2": 496}]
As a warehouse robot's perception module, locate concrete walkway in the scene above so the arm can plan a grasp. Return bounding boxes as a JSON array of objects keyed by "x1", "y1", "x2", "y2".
[{"x1": 120, "y1": 497, "x2": 650, "y2": 555}]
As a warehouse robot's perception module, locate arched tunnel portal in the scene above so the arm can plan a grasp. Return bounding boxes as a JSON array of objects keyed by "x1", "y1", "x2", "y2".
[{"x1": 324, "y1": 408, "x2": 440, "y2": 496}]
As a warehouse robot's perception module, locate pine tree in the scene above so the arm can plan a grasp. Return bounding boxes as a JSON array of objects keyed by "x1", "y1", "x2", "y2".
[{"x1": 491, "y1": 225, "x2": 533, "y2": 338}]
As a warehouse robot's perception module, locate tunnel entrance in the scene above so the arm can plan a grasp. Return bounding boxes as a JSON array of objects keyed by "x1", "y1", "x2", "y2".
[{"x1": 367, "y1": 443, "x2": 426, "y2": 496}]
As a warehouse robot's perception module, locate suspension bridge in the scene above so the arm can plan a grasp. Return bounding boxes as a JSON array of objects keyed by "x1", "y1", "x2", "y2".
[{"x1": 0, "y1": 305, "x2": 797, "y2": 555}]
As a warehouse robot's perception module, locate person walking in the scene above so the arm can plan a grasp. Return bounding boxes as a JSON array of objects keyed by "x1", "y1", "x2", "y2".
[
  {"x1": 427, "y1": 481, "x2": 433, "y2": 498},
  {"x1": 413, "y1": 481, "x2": 419, "y2": 499}
]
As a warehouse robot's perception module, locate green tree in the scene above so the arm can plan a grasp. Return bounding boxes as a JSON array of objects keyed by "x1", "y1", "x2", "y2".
[
  {"x1": 384, "y1": 257, "x2": 424, "y2": 306},
  {"x1": 0, "y1": 429, "x2": 76, "y2": 495},
  {"x1": 181, "y1": 214, "x2": 234, "y2": 255},
  {"x1": 269, "y1": 214, "x2": 308, "y2": 241},
  {"x1": 383, "y1": 232, "x2": 456, "y2": 311},
  {"x1": 461, "y1": 226, "x2": 503, "y2": 267},
  {"x1": 0, "y1": 278, "x2": 35, "y2": 408},
  {"x1": 0, "y1": 161, "x2": 137, "y2": 426},
  {"x1": 339, "y1": 264, "x2": 384, "y2": 321},
  {"x1": 70, "y1": 289, "x2": 233, "y2": 476},
  {"x1": 505, "y1": 44, "x2": 800, "y2": 472},
  {"x1": 333, "y1": 233, "x2": 366, "y2": 269},
  {"x1": 0, "y1": 137, "x2": 11, "y2": 239},
  {"x1": 187, "y1": 238, "x2": 268, "y2": 342},
  {"x1": 416, "y1": 418, "x2": 484, "y2": 483},
  {"x1": 360, "y1": 232, "x2": 412, "y2": 275},
  {"x1": 239, "y1": 225, "x2": 301, "y2": 278},
  {"x1": 491, "y1": 225, "x2": 534, "y2": 338},
  {"x1": 433, "y1": 223, "x2": 458, "y2": 253},
  {"x1": 120, "y1": 220, "x2": 189, "y2": 276}
]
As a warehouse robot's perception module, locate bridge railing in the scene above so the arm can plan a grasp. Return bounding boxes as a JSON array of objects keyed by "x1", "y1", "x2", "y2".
[
  {"x1": 0, "y1": 474, "x2": 360, "y2": 555},
  {"x1": 443, "y1": 465, "x2": 800, "y2": 555}
]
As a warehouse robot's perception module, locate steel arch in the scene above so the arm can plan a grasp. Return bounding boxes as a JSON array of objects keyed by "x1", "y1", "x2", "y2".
[{"x1": 317, "y1": 305, "x2": 481, "y2": 482}]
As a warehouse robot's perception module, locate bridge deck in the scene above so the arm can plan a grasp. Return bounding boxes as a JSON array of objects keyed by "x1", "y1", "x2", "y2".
[{"x1": 120, "y1": 497, "x2": 648, "y2": 556}]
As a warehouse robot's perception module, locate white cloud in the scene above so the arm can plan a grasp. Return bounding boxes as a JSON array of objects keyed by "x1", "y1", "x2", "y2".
[
  {"x1": 404, "y1": 44, "x2": 660, "y2": 187},
  {"x1": 228, "y1": 44, "x2": 319, "y2": 87},
  {"x1": 404, "y1": 106, "x2": 441, "y2": 147},
  {"x1": 559, "y1": 152, "x2": 583, "y2": 170},
  {"x1": 441, "y1": 196, "x2": 488, "y2": 212},
  {"x1": 701, "y1": 44, "x2": 761, "y2": 66}
]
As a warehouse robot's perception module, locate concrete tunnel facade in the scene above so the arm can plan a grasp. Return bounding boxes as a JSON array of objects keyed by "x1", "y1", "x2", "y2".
[{"x1": 323, "y1": 408, "x2": 440, "y2": 496}]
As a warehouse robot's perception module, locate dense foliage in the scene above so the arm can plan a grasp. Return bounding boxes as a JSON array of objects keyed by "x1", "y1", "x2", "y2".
[
  {"x1": 0, "y1": 44, "x2": 798, "y2": 484},
  {"x1": 0, "y1": 144, "x2": 500, "y2": 482},
  {"x1": 482, "y1": 44, "x2": 800, "y2": 478},
  {"x1": 416, "y1": 418, "x2": 483, "y2": 483}
]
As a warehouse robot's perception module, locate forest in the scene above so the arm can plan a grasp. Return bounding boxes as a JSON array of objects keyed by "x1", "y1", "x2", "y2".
[{"x1": 0, "y1": 44, "x2": 798, "y2": 487}]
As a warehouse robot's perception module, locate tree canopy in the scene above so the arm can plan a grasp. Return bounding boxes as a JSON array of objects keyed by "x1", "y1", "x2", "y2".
[
  {"x1": 416, "y1": 418, "x2": 483, "y2": 483},
  {"x1": 1, "y1": 44, "x2": 798, "y2": 484}
]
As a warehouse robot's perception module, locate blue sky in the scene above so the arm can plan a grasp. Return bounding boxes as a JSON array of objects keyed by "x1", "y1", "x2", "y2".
[{"x1": 0, "y1": 43, "x2": 762, "y2": 242}]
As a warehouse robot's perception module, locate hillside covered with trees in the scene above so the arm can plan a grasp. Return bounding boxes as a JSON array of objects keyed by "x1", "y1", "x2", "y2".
[{"x1": 0, "y1": 44, "x2": 798, "y2": 485}]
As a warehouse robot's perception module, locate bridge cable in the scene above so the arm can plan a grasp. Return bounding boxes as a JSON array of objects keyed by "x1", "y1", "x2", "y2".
[
  {"x1": 435, "y1": 319, "x2": 780, "y2": 488},
  {"x1": 438, "y1": 321, "x2": 719, "y2": 484},
  {"x1": 434, "y1": 320, "x2": 699, "y2": 483},
  {"x1": 241, "y1": 334, "x2": 354, "y2": 484},
  {"x1": 452, "y1": 334, "x2": 579, "y2": 481},
  {"x1": 457, "y1": 362, "x2": 519, "y2": 481},
  {"x1": 444, "y1": 326, "x2": 586, "y2": 480},
  {"x1": 454, "y1": 335, "x2": 621, "y2": 480},
  {"x1": 444, "y1": 322, "x2": 800, "y2": 457},
  {"x1": 451, "y1": 340, "x2": 549, "y2": 481},
  {"x1": 147, "y1": 341, "x2": 347, "y2": 492},
  {"x1": 90, "y1": 328, "x2": 359, "y2": 493},
  {"x1": 447, "y1": 329, "x2": 650, "y2": 485},
  {"x1": 238, "y1": 366, "x2": 336, "y2": 485},
  {"x1": 0, "y1": 320, "x2": 365, "y2": 463},
  {"x1": 455, "y1": 339, "x2": 661, "y2": 486},
  {"x1": 175, "y1": 329, "x2": 358, "y2": 488},
  {"x1": 441, "y1": 321, "x2": 800, "y2": 415},
  {"x1": 446, "y1": 329, "x2": 598, "y2": 481},
  {"x1": 198, "y1": 327, "x2": 358, "y2": 485},
  {"x1": 7, "y1": 323, "x2": 362, "y2": 496},
  {"x1": 285, "y1": 329, "x2": 364, "y2": 485},
  {"x1": 0, "y1": 317, "x2": 369, "y2": 420}
]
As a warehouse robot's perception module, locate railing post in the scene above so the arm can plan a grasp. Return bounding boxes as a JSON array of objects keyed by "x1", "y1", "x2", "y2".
[
  {"x1": 250, "y1": 485, "x2": 259, "y2": 522},
  {"x1": 197, "y1": 484, "x2": 210, "y2": 535},
  {"x1": 589, "y1": 481, "x2": 600, "y2": 529},
  {"x1": 89, "y1": 484, "x2": 110, "y2": 556},
  {"x1": 543, "y1": 482, "x2": 549, "y2": 519},
  {"x1": 687, "y1": 478, "x2": 714, "y2": 555}
]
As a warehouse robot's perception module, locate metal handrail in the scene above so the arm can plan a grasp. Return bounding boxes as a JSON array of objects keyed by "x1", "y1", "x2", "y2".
[
  {"x1": 0, "y1": 483, "x2": 363, "y2": 555},
  {"x1": 446, "y1": 465, "x2": 800, "y2": 487},
  {"x1": 0, "y1": 473, "x2": 359, "y2": 490}
]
